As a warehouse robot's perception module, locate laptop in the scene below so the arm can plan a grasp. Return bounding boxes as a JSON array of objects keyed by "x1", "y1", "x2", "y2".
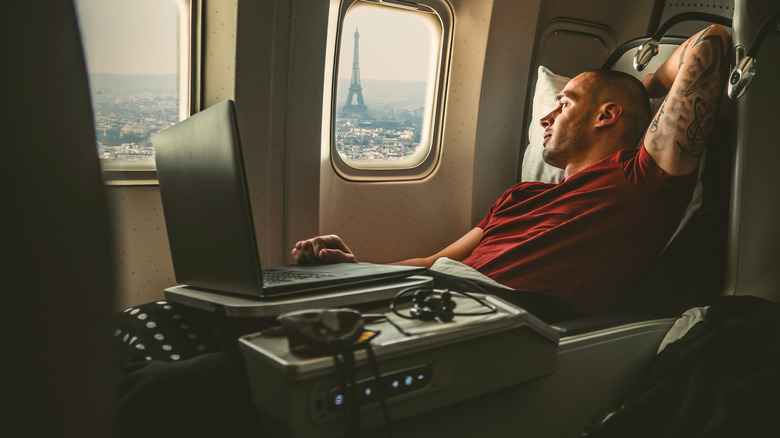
[{"x1": 152, "y1": 100, "x2": 427, "y2": 315}]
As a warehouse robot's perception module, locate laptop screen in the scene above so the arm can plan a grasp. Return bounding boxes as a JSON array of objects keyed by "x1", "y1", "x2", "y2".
[{"x1": 153, "y1": 100, "x2": 264, "y2": 295}]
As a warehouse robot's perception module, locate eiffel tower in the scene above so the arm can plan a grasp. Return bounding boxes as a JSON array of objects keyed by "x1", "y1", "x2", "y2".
[{"x1": 341, "y1": 27, "x2": 368, "y2": 117}]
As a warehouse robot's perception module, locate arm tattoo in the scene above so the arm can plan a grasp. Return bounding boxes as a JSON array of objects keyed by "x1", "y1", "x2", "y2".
[
  {"x1": 676, "y1": 96, "x2": 715, "y2": 159},
  {"x1": 678, "y1": 42, "x2": 688, "y2": 69},
  {"x1": 684, "y1": 29, "x2": 726, "y2": 97},
  {"x1": 676, "y1": 30, "x2": 730, "y2": 159},
  {"x1": 646, "y1": 27, "x2": 731, "y2": 170},
  {"x1": 649, "y1": 96, "x2": 667, "y2": 133}
]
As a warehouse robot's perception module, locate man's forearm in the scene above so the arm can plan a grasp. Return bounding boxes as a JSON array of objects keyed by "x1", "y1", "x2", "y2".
[
  {"x1": 395, "y1": 227, "x2": 484, "y2": 268},
  {"x1": 642, "y1": 25, "x2": 731, "y2": 176},
  {"x1": 394, "y1": 257, "x2": 435, "y2": 268},
  {"x1": 643, "y1": 26, "x2": 729, "y2": 98}
]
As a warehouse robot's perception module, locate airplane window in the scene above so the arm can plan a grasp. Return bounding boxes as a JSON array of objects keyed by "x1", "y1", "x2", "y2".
[
  {"x1": 331, "y1": 0, "x2": 451, "y2": 180},
  {"x1": 74, "y1": 0, "x2": 189, "y2": 180}
]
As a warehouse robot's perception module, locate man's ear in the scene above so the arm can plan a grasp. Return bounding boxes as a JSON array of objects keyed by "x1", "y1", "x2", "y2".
[{"x1": 595, "y1": 102, "x2": 622, "y2": 128}]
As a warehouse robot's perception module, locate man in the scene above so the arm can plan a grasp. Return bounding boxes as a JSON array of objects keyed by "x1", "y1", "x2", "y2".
[{"x1": 293, "y1": 25, "x2": 732, "y2": 316}]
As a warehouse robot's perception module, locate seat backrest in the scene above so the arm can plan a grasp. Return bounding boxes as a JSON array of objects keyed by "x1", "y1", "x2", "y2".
[
  {"x1": 535, "y1": 34, "x2": 735, "y2": 329},
  {"x1": 618, "y1": 115, "x2": 733, "y2": 317},
  {"x1": 3, "y1": 2, "x2": 116, "y2": 436},
  {"x1": 602, "y1": 36, "x2": 735, "y2": 317}
]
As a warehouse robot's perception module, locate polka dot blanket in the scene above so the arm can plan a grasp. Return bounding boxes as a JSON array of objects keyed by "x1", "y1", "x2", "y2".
[{"x1": 112, "y1": 300, "x2": 273, "y2": 364}]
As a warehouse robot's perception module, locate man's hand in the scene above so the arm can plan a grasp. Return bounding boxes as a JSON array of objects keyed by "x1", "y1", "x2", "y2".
[{"x1": 291, "y1": 234, "x2": 357, "y2": 264}]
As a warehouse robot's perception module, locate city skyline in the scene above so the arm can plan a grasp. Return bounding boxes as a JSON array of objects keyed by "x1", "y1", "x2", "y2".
[
  {"x1": 88, "y1": 73, "x2": 427, "y2": 163},
  {"x1": 88, "y1": 73, "x2": 178, "y2": 161}
]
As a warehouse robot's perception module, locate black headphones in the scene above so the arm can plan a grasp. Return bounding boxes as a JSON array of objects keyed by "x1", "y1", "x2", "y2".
[
  {"x1": 390, "y1": 287, "x2": 497, "y2": 323},
  {"x1": 410, "y1": 288, "x2": 456, "y2": 322}
]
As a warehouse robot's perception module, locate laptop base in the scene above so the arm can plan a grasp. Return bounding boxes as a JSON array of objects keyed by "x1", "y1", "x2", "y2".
[{"x1": 165, "y1": 275, "x2": 433, "y2": 318}]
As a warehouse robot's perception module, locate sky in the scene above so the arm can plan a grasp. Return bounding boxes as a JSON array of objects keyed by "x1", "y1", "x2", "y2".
[
  {"x1": 74, "y1": 0, "x2": 181, "y2": 75},
  {"x1": 337, "y1": 2, "x2": 441, "y2": 82},
  {"x1": 72, "y1": 0, "x2": 438, "y2": 81}
]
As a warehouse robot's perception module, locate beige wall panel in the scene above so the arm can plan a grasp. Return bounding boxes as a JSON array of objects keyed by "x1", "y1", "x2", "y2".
[
  {"x1": 201, "y1": 0, "x2": 237, "y2": 107},
  {"x1": 472, "y1": 0, "x2": 541, "y2": 225},
  {"x1": 107, "y1": 186, "x2": 175, "y2": 310},
  {"x1": 235, "y1": 0, "x2": 291, "y2": 266},
  {"x1": 283, "y1": 0, "x2": 332, "y2": 261}
]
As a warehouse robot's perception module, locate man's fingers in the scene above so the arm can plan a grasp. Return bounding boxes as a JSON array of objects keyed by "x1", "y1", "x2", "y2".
[
  {"x1": 318, "y1": 248, "x2": 357, "y2": 264},
  {"x1": 291, "y1": 235, "x2": 356, "y2": 264},
  {"x1": 313, "y1": 235, "x2": 349, "y2": 252},
  {"x1": 311, "y1": 236, "x2": 329, "y2": 257},
  {"x1": 293, "y1": 239, "x2": 319, "y2": 263}
]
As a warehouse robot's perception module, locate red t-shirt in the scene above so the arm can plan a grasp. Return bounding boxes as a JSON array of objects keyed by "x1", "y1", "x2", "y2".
[{"x1": 461, "y1": 146, "x2": 697, "y2": 314}]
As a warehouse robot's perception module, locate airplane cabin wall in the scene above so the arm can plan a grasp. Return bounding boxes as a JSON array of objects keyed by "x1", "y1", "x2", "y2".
[
  {"x1": 319, "y1": 0, "x2": 539, "y2": 264},
  {"x1": 235, "y1": 0, "x2": 333, "y2": 268},
  {"x1": 318, "y1": 0, "x2": 659, "y2": 264},
  {"x1": 106, "y1": 187, "x2": 173, "y2": 310},
  {"x1": 110, "y1": 0, "x2": 663, "y2": 309}
]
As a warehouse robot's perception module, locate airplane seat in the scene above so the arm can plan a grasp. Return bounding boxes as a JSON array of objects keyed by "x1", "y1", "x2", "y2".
[
  {"x1": 548, "y1": 25, "x2": 735, "y2": 336},
  {"x1": 4, "y1": 2, "x2": 116, "y2": 437},
  {"x1": 616, "y1": 116, "x2": 733, "y2": 315},
  {"x1": 533, "y1": 7, "x2": 780, "y2": 436},
  {"x1": 553, "y1": 112, "x2": 733, "y2": 335},
  {"x1": 385, "y1": 22, "x2": 743, "y2": 436}
]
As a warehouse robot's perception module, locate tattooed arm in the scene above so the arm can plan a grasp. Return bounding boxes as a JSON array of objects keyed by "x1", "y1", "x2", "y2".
[{"x1": 642, "y1": 25, "x2": 732, "y2": 176}]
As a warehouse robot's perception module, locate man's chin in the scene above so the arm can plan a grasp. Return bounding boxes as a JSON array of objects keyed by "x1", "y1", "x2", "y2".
[{"x1": 541, "y1": 150, "x2": 563, "y2": 169}]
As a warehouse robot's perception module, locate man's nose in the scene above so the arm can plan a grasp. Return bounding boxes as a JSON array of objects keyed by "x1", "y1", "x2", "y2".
[{"x1": 540, "y1": 110, "x2": 555, "y2": 128}]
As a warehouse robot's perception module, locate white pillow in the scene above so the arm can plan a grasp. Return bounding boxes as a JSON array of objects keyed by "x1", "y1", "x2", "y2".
[{"x1": 520, "y1": 65, "x2": 704, "y2": 249}]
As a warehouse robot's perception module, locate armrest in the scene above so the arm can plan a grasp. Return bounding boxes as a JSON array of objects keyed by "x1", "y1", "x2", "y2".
[
  {"x1": 374, "y1": 317, "x2": 677, "y2": 437},
  {"x1": 551, "y1": 311, "x2": 659, "y2": 337}
]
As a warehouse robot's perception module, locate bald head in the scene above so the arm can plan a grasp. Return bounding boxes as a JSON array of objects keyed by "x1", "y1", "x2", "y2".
[
  {"x1": 581, "y1": 70, "x2": 652, "y2": 146},
  {"x1": 540, "y1": 70, "x2": 654, "y2": 176}
]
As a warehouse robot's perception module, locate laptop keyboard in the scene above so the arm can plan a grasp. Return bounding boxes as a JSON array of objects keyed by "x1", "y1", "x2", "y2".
[{"x1": 262, "y1": 268, "x2": 341, "y2": 286}]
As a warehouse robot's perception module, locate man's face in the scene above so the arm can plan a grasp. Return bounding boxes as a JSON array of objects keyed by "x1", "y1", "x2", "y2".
[{"x1": 539, "y1": 73, "x2": 597, "y2": 169}]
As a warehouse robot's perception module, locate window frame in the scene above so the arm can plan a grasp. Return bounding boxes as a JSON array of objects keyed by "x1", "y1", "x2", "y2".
[
  {"x1": 329, "y1": 0, "x2": 453, "y2": 182},
  {"x1": 88, "y1": 0, "x2": 195, "y2": 186}
]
